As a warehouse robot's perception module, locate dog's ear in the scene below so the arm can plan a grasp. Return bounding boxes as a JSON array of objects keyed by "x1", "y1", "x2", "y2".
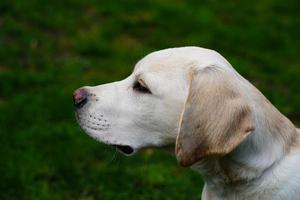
[{"x1": 175, "y1": 66, "x2": 255, "y2": 167}]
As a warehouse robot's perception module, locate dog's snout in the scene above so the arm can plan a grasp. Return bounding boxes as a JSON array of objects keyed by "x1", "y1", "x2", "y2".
[{"x1": 73, "y1": 88, "x2": 88, "y2": 108}]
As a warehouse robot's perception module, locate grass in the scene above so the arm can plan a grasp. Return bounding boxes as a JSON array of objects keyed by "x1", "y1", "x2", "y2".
[{"x1": 0, "y1": 0, "x2": 299, "y2": 199}]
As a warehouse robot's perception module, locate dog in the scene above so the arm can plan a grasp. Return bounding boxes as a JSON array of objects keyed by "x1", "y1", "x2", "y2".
[{"x1": 74, "y1": 47, "x2": 300, "y2": 200}]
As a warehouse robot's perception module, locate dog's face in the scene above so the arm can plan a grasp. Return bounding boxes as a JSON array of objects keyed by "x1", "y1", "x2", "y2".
[
  {"x1": 75, "y1": 48, "x2": 190, "y2": 155},
  {"x1": 74, "y1": 47, "x2": 255, "y2": 166}
]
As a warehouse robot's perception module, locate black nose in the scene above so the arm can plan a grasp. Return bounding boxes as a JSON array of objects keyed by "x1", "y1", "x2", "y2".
[{"x1": 73, "y1": 88, "x2": 88, "y2": 108}]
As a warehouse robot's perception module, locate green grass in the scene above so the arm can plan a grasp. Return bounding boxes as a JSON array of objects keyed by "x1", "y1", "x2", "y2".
[{"x1": 0, "y1": 0, "x2": 299, "y2": 199}]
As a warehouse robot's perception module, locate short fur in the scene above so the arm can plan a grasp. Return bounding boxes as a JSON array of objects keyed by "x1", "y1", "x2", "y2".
[{"x1": 75, "y1": 47, "x2": 300, "y2": 200}]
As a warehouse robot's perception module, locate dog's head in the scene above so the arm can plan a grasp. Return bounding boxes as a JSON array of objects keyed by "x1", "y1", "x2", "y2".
[{"x1": 74, "y1": 47, "x2": 255, "y2": 167}]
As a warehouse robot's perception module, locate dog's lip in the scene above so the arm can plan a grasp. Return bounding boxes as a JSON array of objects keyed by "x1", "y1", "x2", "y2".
[{"x1": 114, "y1": 145, "x2": 135, "y2": 155}]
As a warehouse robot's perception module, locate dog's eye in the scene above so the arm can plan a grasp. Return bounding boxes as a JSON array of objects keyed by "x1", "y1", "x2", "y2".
[{"x1": 133, "y1": 80, "x2": 151, "y2": 94}]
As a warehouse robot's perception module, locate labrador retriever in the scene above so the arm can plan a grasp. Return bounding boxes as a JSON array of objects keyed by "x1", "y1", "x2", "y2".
[{"x1": 74, "y1": 47, "x2": 300, "y2": 200}]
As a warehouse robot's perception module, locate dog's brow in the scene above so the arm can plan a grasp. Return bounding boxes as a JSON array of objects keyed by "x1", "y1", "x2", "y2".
[
  {"x1": 135, "y1": 74, "x2": 148, "y2": 87},
  {"x1": 135, "y1": 74, "x2": 143, "y2": 80},
  {"x1": 135, "y1": 74, "x2": 145, "y2": 83}
]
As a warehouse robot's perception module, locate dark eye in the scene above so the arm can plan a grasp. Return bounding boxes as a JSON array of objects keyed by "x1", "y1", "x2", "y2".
[{"x1": 133, "y1": 81, "x2": 151, "y2": 94}]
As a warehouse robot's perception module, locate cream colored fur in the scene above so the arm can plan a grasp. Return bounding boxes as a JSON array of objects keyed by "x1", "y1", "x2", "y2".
[{"x1": 75, "y1": 47, "x2": 300, "y2": 200}]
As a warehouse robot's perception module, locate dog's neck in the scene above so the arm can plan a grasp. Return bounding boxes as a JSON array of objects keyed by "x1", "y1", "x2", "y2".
[{"x1": 191, "y1": 96, "x2": 298, "y2": 198}]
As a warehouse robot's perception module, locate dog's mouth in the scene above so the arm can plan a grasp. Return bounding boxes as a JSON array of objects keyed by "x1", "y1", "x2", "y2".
[{"x1": 115, "y1": 145, "x2": 134, "y2": 155}]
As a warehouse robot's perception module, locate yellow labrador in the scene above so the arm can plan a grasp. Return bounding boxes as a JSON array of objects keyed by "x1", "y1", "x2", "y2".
[{"x1": 74, "y1": 47, "x2": 300, "y2": 200}]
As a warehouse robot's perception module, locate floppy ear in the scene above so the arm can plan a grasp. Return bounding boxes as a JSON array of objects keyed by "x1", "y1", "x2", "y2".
[{"x1": 176, "y1": 66, "x2": 255, "y2": 167}]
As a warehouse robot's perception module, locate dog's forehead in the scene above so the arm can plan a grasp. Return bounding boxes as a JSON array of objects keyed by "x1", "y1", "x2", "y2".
[
  {"x1": 133, "y1": 47, "x2": 230, "y2": 75},
  {"x1": 134, "y1": 52, "x2": 189, "y2": 75}
]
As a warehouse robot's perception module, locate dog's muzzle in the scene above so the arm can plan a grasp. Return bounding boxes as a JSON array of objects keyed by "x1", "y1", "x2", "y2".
[{"x1": 73, "y1": 88, "x2": 136, "y2": 156}]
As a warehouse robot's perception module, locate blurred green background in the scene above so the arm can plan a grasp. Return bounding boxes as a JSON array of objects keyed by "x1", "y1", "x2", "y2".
[{"x1": 0, "y1": 0, "x2": 299, "y2": 199}]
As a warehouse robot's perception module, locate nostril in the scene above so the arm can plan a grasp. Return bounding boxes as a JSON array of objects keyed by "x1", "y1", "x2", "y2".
[{"x1": 73, "y1": 88, "x2": 89, "y2": 108}]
